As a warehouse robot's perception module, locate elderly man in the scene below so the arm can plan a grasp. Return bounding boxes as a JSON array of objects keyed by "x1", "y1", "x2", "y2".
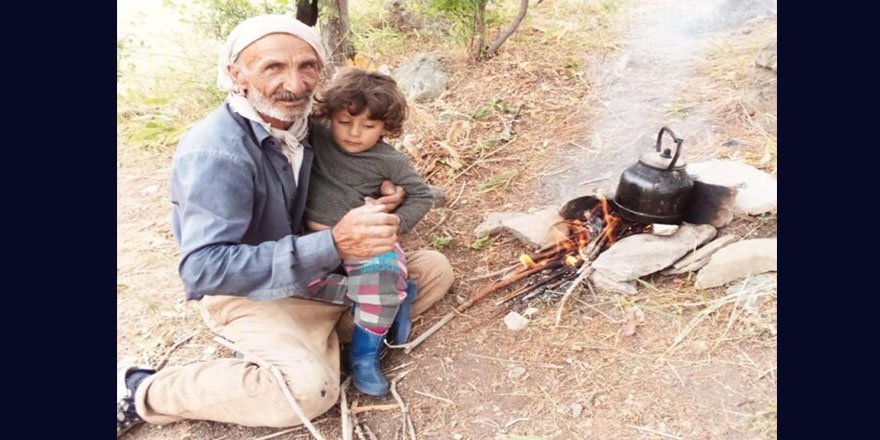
[{"x1": 116, "y1": 15, "x2": 453, "y2": 437}]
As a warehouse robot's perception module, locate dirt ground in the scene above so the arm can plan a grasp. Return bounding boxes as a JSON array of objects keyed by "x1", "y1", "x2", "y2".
[{"x1": 117, "y1": 1, "x2": 777, "y2": 439}]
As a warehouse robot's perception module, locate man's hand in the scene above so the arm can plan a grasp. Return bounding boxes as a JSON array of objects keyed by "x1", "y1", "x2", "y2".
[
  {"x1": 331, "y1": 204, "x2": 401, "y2": 260},
  {"x1": 364, "y1": 180, "x2": 406, "y2": 213}
]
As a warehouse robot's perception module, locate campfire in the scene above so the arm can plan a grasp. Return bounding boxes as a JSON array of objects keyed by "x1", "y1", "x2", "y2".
[
  {"x1": 398, "y1": 195, "x2": 653, "y2": 353},
  {"x1": 490, "y1": 196, "x2": 651, "y2": 310}
]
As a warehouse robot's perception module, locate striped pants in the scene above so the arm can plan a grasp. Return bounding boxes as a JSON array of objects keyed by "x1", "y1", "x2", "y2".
[{"x1": 305, "y1": 244, "x2": 407, "y2": 330}]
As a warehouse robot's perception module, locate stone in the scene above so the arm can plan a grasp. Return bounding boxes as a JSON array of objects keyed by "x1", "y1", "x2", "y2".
[
  {"x1": 663, "y1": 235, "x2": 738, "y2": 275},
  {"x1": 591, "y1": 224, "x2": 717, "y2": 282},
  {"x1": 696, "y1": 238, "x2": 777, "y2": 288},
  {"x1": 393, "y1": 53, "x2": 448, "y2": 102},
  {"x1": 589, "y1": 270, "x2": 638, "y2": 295},
  {"x1": 687, "y1": 160, "x2": 777, "y2": 215},
  {"x1": 504, "y1": 311, "x2": 529, "y2": 331},
  {"x1": 728, "y1": 274, "x2": 776, "y2": 314}
]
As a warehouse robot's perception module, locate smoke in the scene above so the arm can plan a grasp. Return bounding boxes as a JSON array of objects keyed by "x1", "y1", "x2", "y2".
[{"x1": 539, "y1": 0, "x2": 777, "y2": 205}]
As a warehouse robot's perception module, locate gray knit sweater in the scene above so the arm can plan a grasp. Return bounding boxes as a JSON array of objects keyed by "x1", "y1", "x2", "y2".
[{"x1": 306, "y1": 122, "x2": 432, "y2": 233}]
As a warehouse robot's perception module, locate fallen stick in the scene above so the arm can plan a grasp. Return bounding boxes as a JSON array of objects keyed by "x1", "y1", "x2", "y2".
[
  {"x1": 402, "y1": 261, "x2": 563, "y2": 353},
  {"x1": 495, "y1": 266, "x2": 571, "y2": 305},
  {"x1": 389, "y1": 370, "x2": 413, "y2": 440},
  {"x1": 340, "y1": 377, "x2": 352, "y2": 440},
  {"x1": 214, "y1": 337, "x2": 326, "y2": 440},
  {"x1": 351, "y1": 404, "x2": 400, "y2": 415},
  {"x1": 554, "y1": 264, "x2": 594, "y2": 325},
  {"x1": 155, "y1": 331, "x2": 199, "y2": 370}
]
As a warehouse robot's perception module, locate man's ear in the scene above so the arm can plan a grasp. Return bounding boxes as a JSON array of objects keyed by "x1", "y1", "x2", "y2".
[{"x1": 228, "y1": 63, "x2": 247, "y2": 93}]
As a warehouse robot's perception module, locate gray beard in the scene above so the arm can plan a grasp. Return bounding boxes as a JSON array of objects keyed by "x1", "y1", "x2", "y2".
[{"x1": 246, "y1": 88, "x2": 313, "y2": 125}]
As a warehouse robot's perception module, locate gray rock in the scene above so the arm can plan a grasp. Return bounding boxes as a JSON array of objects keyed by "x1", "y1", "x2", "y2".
[
  {"x1": 652, "y1": 224, "x2": 679, "y2": 236},
  {"x1": 696, "y1": 238, "x2": 777, "y2": 288},
  {"x1": 474, "y1": 208, "x2": 567, "y2": 249},
  {"x1": 508, "y1": 366, "x2": 527, "y2": 380},
  {"x1": 393, "y1": 53, "x2": 448, "y2": 102},
  {"x1": 570, "y1": 403, "x2": 584, "y2": 417},
  {"x1": 589, "y1": 270, "x2": 637, "y2": 295},
  {"x1": 504, "y1": 311, "x2": 529, "y2": 331},
  {"x1": 755, "y1": 40, "x2": 777, "y2": 72},
  {"x1": 592, "y1": 224, "x2": 717, "y2": 282},
  {"x1": 663, "y1": 235, "x2": 738, "y2": 275},
  {"x1": 687, "y1": 160, "x2": 777, "y2": 215}
]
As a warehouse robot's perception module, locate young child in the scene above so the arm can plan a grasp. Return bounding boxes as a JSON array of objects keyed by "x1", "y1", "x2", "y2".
[{"x1": 305, "y1": 68, "x2": 433, "y2": 396}]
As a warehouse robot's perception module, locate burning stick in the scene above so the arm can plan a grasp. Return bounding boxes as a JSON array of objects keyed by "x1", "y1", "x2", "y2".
[
  {"x1": 554, "y1": 235, "x2": 607, "y2": 325},
  {"x1": 494, "y1": 267, "x2": 572, "y2": 305}
]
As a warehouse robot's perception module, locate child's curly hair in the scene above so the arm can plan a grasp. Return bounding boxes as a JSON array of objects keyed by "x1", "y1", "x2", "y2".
[{"x1": 312, "y1": 68, "x2": 408, "y2": 138}]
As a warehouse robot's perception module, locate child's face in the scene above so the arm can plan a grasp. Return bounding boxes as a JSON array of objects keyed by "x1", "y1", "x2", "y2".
[{"x1": 330, "y1": 109, "x2": 387, "y2": 153}]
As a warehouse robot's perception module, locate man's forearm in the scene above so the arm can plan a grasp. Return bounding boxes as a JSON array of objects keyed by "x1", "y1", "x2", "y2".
[{"x1": 179, "y1": 230, "x2": 340, "y2": 301}]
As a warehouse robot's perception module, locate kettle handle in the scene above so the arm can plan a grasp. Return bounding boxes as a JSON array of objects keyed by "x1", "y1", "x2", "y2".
[{"x1": 656, "y1": 126, "x2": 684, "y2": 170}]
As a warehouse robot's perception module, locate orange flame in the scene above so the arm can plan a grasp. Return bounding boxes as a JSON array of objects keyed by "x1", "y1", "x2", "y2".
[
  {"x1": 597, "y1": 196, "x2": 621, "y2": 244},
  {"x1": 564, "y1": 255, "x2": 579, "y2": 266},
  {"x1": 519, "y1": 254, "x2": 538, "y2": 269}
]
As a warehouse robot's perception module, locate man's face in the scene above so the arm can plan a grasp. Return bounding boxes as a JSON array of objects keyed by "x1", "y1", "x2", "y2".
[
  {"x1": 230, "y1": 33, "x2": 321, "y2": 128},
  {"x1": 331, "y1": 109, "x2": 387, "y2": 154}
]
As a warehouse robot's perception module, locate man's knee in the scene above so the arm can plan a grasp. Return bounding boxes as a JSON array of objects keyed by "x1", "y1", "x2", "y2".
[
  {"x1": 265, "y1": 365, "x2": 340, "y2": 427},
  {"x1": 406, "y1": 250, "x2": 454, "y2": 317}
]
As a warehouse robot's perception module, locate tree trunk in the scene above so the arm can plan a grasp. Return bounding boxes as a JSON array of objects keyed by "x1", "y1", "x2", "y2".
[
  {"x1": 321, "y1": 0, "x2": 356, "y2": 71},
  {"x1": 473, "y1": 1, "x2": 487, "y2": 61},
  {"x1": 484, "y1": 0, "x2": 529, "y2": 59},
  {"x1": 296, "y1": 0, "x2": 319, "y2": 26}
]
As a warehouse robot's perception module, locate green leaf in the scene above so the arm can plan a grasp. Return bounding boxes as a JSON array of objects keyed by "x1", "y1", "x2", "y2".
[
  {"x1": 470, "y1": 236, "x2": 492, "y2": 250},
  {"x1": 432, "y1": 235, "x2": 453, "y2": 250}
]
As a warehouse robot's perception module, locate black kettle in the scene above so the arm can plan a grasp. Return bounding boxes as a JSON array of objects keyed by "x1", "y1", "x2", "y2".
[{"x1": 613, "y1": 127, "x2": 694, "y2": 224}]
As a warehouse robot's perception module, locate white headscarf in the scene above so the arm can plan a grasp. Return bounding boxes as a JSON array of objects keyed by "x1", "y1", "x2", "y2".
[
  {"x1": 217, "y1": 14, "x2": 326, "y2": 92},
  {"x1": 217, "y1": 15, "x2": 327, "y2": 183}
]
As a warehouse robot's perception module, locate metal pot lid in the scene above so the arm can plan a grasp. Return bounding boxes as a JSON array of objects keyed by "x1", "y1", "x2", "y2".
[{"x1": 638, "y1": 148, "x2": 687, "y2": 170}]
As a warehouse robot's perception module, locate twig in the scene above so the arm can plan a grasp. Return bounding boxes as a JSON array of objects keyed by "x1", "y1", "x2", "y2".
[
  {"x1": 251, "y1": 428, "x2": 301, "y2": 440},
  {"x1": 352, "y1": 403, "x2": 400, "y2": 415},
  {"x1": 402, "y1": 261, "x2": 562, "y2": 353},
  {"x1": 448, "y1": 182, "x2": 467, "y2": 208},
  {"x1": 628, "y1": 425, "x2": 683, "y2": 440},
  {"x1": 390, "y1": 370, "x2": 413, "y2": 440},
  {"x1": 362, "y1": 424, "x2": 378, "y2": 440},
  {"x1": 214, "y1": 337, "x2": 327, "y2": 440},
  {"x1": 353, "y1": 417, "x2": 367, "y2": 440},
  {"x1": 414, "y1": 390, "x2": 455, "y2": 405},
  {"x1": 340, "y1": 377, "x2": 352, "y2": 440},
  {"x1": 155, "y1": 331, "x2": 198, "y2": 370},
  {"x1": 555, "y1": 263, "x2": 593, "y2": 325},
  {"x1": 467, "y1": 265, "x2": 518, "y2": 282}
]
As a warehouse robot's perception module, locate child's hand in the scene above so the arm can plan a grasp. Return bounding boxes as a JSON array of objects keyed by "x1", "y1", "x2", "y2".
[{"x1": 364, "y1": 180, "x2": 406, "y2": 212}]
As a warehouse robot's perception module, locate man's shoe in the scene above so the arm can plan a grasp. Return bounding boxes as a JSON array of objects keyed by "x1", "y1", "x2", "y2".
[{"x1": 117, "y1": 365, "x2": 154, "y2": 438}]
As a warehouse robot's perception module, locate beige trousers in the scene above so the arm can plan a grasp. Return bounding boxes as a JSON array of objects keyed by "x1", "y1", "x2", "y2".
[{"x1": 135, "y1": 250, "x2": 453, "y2": 427}]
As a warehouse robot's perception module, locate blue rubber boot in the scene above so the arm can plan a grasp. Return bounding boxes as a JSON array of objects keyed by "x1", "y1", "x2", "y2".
[
  {"x1": 390, "y1": 280, "x2": 418, "y2": 345},
  {"x1": 349, "y1": 325, "x2": 390, "y2": 396}
]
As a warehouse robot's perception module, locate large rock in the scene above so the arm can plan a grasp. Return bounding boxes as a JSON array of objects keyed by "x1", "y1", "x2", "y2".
[
  {"x1": 663, "y1": 235, "x2": 738, "y2": 275},
  {"x1": 696, "y1": 238, "x2": 777, "y2": 288},
  {"x1": 592, "y1": 224, "x2": 717, "y2": 282},
  {"x1": 393, "y1": 53, "x2": 448, "y2": 103},
  {"x1": 755, "y1": 40, "x2": 777, "y2": 72},
  {"x1": 687, "y1": 160, "x2": 777, "y2": 215},
  {"x1": 473, "y1": 208, "x2": 568, "y2": 249}
]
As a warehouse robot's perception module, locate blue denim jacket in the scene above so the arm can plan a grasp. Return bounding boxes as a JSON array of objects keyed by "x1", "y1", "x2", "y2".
[{"x1": 170, "y1": 103, "x2": 341, "y2": 301}]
